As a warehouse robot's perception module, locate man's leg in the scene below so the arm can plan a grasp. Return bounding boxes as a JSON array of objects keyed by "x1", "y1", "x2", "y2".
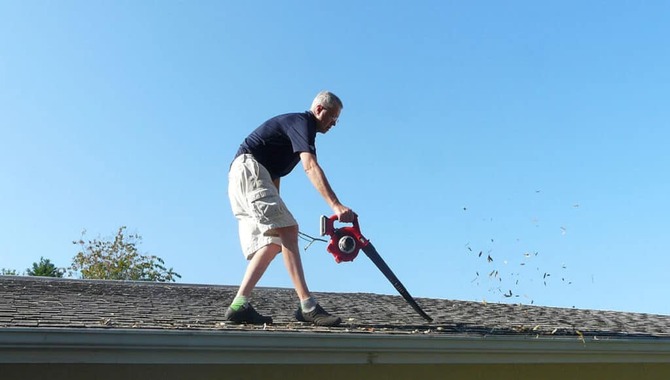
[
  {"x1": 225, "y1": 243, "x2": 280, "y2": 324},
  {"x1": 276, "y1": 224, "x2": 342, "y2": 327},
  {"x1": 275, "y1": 225, "x2": 310, "y2": 300},
  {"x1": 235, "y1": 243, "x2": 281, "y2": 298},
  {"x1": 233, "y1": 225, "x2": 309, "y2": 305}
]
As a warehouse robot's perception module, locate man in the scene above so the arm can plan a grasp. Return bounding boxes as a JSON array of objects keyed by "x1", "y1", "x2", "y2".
[{"x1": 225, "y1": 91, "x2": 355, "y2": 327}]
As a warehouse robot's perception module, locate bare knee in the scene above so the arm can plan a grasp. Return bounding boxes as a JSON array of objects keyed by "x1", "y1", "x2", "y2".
[
  {"x1": 276, "y1": 224, "x2": 299, "y2": 240},
  {"x1": 250, "y1": 243, "x2": 282, "y2": 261},
  {"x1": 275, "y1": 225, "x2": 301, "y2": 255}
]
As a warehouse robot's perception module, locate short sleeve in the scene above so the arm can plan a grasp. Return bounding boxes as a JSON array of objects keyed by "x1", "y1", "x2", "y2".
[{"x1": 287, "y1": 121, "x2": 316, "y2": 155}]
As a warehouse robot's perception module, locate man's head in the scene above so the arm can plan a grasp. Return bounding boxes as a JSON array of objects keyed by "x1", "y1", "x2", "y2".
[{"x1": 310, "y1": 91, "x2": 343, "y2": 134}]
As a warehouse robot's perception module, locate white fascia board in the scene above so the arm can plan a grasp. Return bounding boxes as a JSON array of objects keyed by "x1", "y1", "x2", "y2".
[{"x1": 1, "y1": 328, "x2": 669, "y2": 365}]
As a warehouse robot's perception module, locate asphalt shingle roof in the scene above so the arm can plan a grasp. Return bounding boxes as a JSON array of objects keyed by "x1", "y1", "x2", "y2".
[{"x1": 1, "y1": 276, "x2": 669, "y2": 340}]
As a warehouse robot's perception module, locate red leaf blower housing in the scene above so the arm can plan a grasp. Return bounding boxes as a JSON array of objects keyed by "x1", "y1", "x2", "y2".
[
  {"x1": 320, "y1": 215, "x2": 433, "y2": 322},
  {"x1": 320, "y1": 214, "x2": 367, "y2": 263}
]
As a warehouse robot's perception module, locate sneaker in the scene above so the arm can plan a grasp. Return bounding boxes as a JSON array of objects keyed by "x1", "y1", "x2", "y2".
[
  {"x1": 225, "y1": 303, "x2": 273, "y2": 325},
  {"x1": 295, "y1": 304, "x2": 342, "y2": 327}
]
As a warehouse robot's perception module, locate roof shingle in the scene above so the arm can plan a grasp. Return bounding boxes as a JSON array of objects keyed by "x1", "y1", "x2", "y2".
[{"x1": 1, "y1": 276, "x2": 668, "y2": 339}]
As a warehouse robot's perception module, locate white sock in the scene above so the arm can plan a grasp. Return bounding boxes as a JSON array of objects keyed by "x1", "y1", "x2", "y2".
[{"x1": 300, "y1": 296, "x2": 317, "y2": 313}]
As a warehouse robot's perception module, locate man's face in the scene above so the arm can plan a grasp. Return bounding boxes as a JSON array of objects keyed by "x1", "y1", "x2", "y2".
[{"x1": 315, "y1": 104, "x2": 341, "y2": 134}]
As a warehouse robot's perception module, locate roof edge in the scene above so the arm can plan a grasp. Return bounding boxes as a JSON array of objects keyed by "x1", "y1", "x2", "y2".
[{"x1": 1, "y1": 328, "x2": 669, "y2": 365}]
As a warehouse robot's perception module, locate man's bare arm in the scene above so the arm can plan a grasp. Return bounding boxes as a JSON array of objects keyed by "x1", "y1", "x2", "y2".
[{"x1": 300, "y1": 152, "x2": 353, "y2": 221}]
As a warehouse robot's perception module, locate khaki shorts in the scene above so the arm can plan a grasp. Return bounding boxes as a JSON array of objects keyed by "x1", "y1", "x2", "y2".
[{"x1": 228, "y1": 154, "x2": 297, "y2": 259}]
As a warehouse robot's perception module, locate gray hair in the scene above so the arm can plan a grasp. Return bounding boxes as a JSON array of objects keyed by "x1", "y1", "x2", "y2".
[{"x1": 310, "y1": 91, "x2": 343, "y2": 111}]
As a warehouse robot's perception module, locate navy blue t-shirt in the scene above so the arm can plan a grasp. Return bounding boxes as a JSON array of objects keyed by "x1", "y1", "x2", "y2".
[{"x1": 235, "y1": 111, "x2": 317, "y2": 179}]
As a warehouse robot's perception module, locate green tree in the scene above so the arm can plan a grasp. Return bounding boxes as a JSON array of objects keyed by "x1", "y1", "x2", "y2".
[
  {"x1": 1, "y1": 268, "x2": 19, "y2": 276},
  {"x1": 26, "y1": 257, "x2": 64, "y2": 277},
  {"x1": 70, "y1": 226, "x2": 181, "y2": 282}
]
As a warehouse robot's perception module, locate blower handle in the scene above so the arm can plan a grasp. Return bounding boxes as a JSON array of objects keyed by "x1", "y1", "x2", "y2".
[{"x1": 320, "y1": 214, "x2": 361, "y2": 237}]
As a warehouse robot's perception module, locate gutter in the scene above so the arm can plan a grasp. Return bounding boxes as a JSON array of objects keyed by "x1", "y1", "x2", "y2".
[{"x1": 1, "y1": 328, "x2": 669, "y2": 365}]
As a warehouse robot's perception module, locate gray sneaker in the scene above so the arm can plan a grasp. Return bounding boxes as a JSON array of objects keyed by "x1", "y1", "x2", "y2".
[
  {"x1": 295, "y1": 304, "x2": 342, "y2": 327},
  {"x1": 225, "y1": 303, "x2": 273, "y2": 325}
]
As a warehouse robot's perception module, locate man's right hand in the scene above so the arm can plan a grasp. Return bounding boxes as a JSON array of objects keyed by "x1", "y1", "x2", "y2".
[{"x1": 333, "y1": 203, "x2": 355, "y2": 223}]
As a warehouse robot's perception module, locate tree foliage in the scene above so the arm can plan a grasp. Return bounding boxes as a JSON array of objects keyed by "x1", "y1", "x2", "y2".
[
  {"x1": 1, "y1": 268, "x2": 19, "y2": 276},
  {"x1": 70, "y1": 226, "x2": 181, "y2": 282},
  {"x1": 26, "y1": 257, "x2": 64, "y2": 277}
]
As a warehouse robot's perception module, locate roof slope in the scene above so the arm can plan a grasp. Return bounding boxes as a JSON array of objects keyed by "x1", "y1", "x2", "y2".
[{"x1": 1, "y1": 276, "x2": 668, "y2": 339}]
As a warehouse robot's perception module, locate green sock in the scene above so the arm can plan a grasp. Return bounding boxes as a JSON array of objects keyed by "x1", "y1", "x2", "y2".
[{"x1": 230, "y1": 296, "x2": 248, "y2": 311}]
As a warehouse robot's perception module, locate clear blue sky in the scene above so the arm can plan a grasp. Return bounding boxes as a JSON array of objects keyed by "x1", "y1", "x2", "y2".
[{"x1": 2, "y1": 1, "x2": 669, "y2": 316}]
